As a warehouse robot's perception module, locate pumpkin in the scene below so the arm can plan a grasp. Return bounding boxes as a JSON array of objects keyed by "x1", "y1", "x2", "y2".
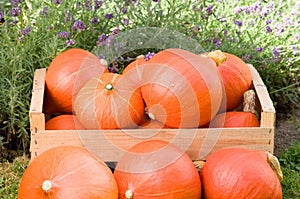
[
  {"x1": 45, "y1": 114, "x2": 85, "y2": 130},
  {"x1": 18, "y1": 146, "x2": 118, "y2": 199},
  {"x1": 208, "y1": 50, "x2": 252, "y2": 111},
  {"x1": 45, "y1": 48, "x2": 108, "y2": 114},
  {"x1": 200, "y1": 148, "x2": 283, "y2": 199},
  {"x1": 114, "y1": 140, "x2": 201, "y2": 199},
  {"x1": 74, "y1": 72, "x2": 145, "y2": 129},
  {"x1": 209, "y1": 111, "x2": 259, "y2": 128},
  {"x1": 123, "y1": 48, "x2": 223, "y2": 128},
  {"x1": 122, "y1": 55, "x2": 147, "y2": 75}
]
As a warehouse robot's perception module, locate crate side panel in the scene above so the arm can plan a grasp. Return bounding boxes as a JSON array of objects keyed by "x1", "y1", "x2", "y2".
[
  {"x1": 248, "y1": 64, "x2": 275, "y2": 127},
  {"x1": 30, "y1": 128, "x2": 274, "y2": 161}
]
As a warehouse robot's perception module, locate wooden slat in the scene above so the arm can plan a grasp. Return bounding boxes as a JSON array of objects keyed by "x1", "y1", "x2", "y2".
[
  {"x1": 29, "y1": 68, "x2": 46, "y2": 114},
  {"x1": 248, "y1": 64, "x2": 276, "y2": 127},
  {"x1": 29, "y1": 68, "x2": 46, "y2": 131},
  {"x1": 30, "y1": 128, "x2": 274, "y2": 161}
]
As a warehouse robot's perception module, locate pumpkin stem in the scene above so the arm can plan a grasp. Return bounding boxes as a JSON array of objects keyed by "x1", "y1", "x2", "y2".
[
  {"x1": 105, "y1": 83, "x2": 114, "y2": 91},
  {"x1": 193, "y1": 160, "x2": 205, "y2": 172},
  {"x1": 207, "y1": 50, "x2": 227, "y2": 66},
  {"x1": 148, "y1": 112, "x2": 156, "y2": 120},
  {"x1": 243, "y1": 90, "x2": 256, "y2": 113},
  {"x1": 125, "y1": 189, "x2": 133, "y2": 199},
  {"x1": 266, "y1": 152, "x2": 283, "y2": 181},
  {"x1": 136, "y1": 55, "x2": 144, "y2": 59},
  {"x1": 100, "y1": 59, "x2": 108, "y2": 66},
  {"x1": 42, "y1": 180, "x2": 52, "y2": 194}
]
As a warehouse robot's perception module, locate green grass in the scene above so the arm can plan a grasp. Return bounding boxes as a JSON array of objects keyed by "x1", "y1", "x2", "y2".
[
  {"x1": 0, "y1": 156, "x2": 29, "y2": 198},
  {"x1": 1, "y1": 142, "x2": 299, "y2": 198}
]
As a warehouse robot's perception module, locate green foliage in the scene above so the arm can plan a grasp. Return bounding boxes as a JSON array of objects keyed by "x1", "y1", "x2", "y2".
[
  {"x1": 280, "y1": 141, "x2": 300, "y2": 198},
  {"x1": 0, "y1": 0, "x2": 299, "y2": 158},
  {"x1": 280, "y1": 141, "x2": 300, "y2": 172},
  {"x1": 0, "y1": 156, "x2": 29, "y2": 199}
]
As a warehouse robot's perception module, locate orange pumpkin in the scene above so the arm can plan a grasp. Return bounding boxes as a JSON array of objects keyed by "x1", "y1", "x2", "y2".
[
  {"x1": 208, "y1": 50, "x2": 252, "y2": 111},
  {"x1": 45, "y1": 48, "x2": 108, "y2": 114},
  {"x1": 125, "y1": 48, "x2": 223, "y2": 128},
  {"x1": 122, "y1": 55, "x2": 146, "y2": 75},
  {"x1": 18, "y1": 146, "x2": 118, "y2": 199},
  {"x1": 209, "y1": 111, "x2": 259, "y2": 128},
  {"x1": 200, "y1": 148, "x2": 282, "y2": 199},
  {"x1": 114, "y1": 140, "x2": 201, "y2": 199},
  {"x1": 45, "y1": 114, "x2": 85, "y2": 130},
  {"x1": 74, "y1": 73, "x2": 145, "y2": 129}
]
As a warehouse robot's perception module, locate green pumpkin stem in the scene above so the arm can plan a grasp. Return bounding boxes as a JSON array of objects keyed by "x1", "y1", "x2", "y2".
[{"x1": 266, "y1": 151, "x2": 283, "y2": 181}]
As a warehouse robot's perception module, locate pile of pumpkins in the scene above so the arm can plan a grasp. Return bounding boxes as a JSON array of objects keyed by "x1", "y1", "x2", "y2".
[
  {"x1": 18, "y1": 141, "x2": 283, "y2": 198},
  {"x1": 18, "y1": 48, "x2": 282, "y2": 198},
  {"x1": 43, "y1": 48, "x2": 260, "y2": 130}
]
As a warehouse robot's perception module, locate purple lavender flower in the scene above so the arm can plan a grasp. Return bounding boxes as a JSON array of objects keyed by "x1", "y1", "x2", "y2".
[
  {"x1": 57, "y1": 31, "x2": 70, "y2": 38},
  {"x1": 40, "y1": 7, "x2": 48, "y2": 15},
  {"x1": 215, "y1": 40, "x2": 222, "y2": 48},
  {"x1": 85, "y1": 0, "x2": 92, "y2": 10},
  {"x1": 111, "y1": 27, "x2": 119, "y2": 35},
  {"x1": 21, "y1": 26, "x2": 31, "y2": 37},
  {"x1": 0, "y1": 11, "x2": 4, "y2": 21},
  {"x1": 242, "y1": 54, "x2": 252, "y2": 62},
  {"x1": 256, "y1": 47, "x2": 263, "y2": 52},
  {"x1": 266, "y1": 26, "x2": 272, "y2": 33},
  {"x1": 11, "y1": 6, "x2": 21, "y2": 17},
  {"x1": 122, "y1": 7, "x2": 128, "y2": 14},
  {"x1": 234, "y1": 18, "x2": 243, "y2": 27},
  {"x1": 266, "y1": 19, "x2": 272, "y2": 25},
  {"x1": 291, "y1": 45, "x2": 298, "y2": 56},
  {"x1": 66, "y1": 39, "x2": 75, "y2": 47},
  {"x1": 94, "y1": 0, "x2": 103, "y2": 10},
  {"x1": 72, "y1": 20, "x2": 86, "y2": 32},
  {"x1": 53, "y1": 0, "x2": 62, "y2": 4},
  {"x1": 12, "y1": 0, "x2": 21, "y2": 6},
  {"x1": 272, "y1": 47, "x2": 280, "y2": 57},
  {"x1": 97, "y1": 34, "x2": 107, "y2": 46},
  {"x1": 105, "y1": 35, "x2": 114, "y2": 46},
  {"x1": 123, "y1": 18, "x2": 129, "y2": 25},
  {"x1": 223, "y1": 30, "x2": 228, "y2": 36},
  {"x1": 98, "y1": 53, "x2": 105, "y2": 59},
  {"x1": 105, "y1": 13, "x2": 114, "y2": 19},
  {"x1": 144, "y1": 52, "x2": 155, "y2": 61},
  {"x1": 64, "y1": 10, "x2": 72, "y2": 23},
  {"x1": 234, "y1": 7, "x2": 243, "y2": 14},
  {"x1": 90, "y1": 17, "x2": 99, "y2": 25},
  {"x1": 206, "y1": 5, "x2": 213, "y2": 16}
]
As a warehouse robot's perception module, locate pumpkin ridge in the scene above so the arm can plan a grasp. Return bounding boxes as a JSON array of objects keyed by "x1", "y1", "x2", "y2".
[
  {"x1": 53, "y1": 63, "x2": 97, "y2": 93},
  {"x1": 112, "y1": 89, "x2": 143, "y2": 120},
  {"x1": 76, "y1": 88, "x2": 98, "y2": 122},
  {"x1": 136, "y1": 188, "x2": 186, "y2": 197},
  {"x1": 52, "y1": 158, "x2": 96, "y2": 182}
]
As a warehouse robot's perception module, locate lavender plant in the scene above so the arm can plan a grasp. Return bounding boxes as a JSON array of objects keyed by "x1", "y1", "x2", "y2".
[{"x1": 0, "y1": 0, "x2": 299, "y2": 158}]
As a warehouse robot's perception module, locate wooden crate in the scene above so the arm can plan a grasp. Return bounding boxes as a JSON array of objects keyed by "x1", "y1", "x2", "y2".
[{"x1": 29, "y1": 64, "x2": 276, "y2": 161}]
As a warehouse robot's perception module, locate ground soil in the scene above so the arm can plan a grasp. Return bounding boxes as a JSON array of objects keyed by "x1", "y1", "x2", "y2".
[{"x1": 274, "y1": 105, "x2": 300, "y2": 157}]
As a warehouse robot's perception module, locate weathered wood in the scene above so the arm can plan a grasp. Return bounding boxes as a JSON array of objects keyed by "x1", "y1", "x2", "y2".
[
  {"x1": 248, "y1": 64, "x2": 276, "y2": 127},
  {"x1": 30, "y1": 128, "x2": 274, "y2": 161},
  {"x1": 29, "y1": 65, "x2": 276, "y2": 161},
  {"x1": 29, "y1": 68, "x2": 46, "y2": 131}
]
